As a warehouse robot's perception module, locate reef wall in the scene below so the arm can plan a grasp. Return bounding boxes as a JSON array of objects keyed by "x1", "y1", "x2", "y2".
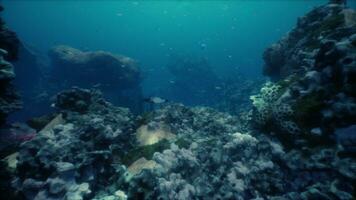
[
  {"x1": 254, "y1": 1, "x2": 356, "y2": 146},
  {"x1": 0, "y1": 5, "x2": 21, "y2": 126}
]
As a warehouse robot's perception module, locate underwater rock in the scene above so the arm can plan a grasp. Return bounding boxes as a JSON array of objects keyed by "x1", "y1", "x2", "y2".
[
  {"x1": 263, "y1": 3, "x2": 355, "y2": 80},
  {"x1": 49, "y1": 45, "x2": 143, "y2": 113},
  {"x1": 252, "y1": 2, "x2": 356, "y2": 145},
  {"x1": 0, "y1": 49, "x2": 14, "y2": 80},
  {"x1": 0, "y1": 6, "x2": 22, "y2": 126},
  {"x1": 0, "y1": 9, "x2": 20, "y2": 61},
  {"x1": 0, "y1": 49, "x2": 21, "y2": 125},
  {"x1": 0, "y1": 123, "x2": 35, "y2": 159},
  {"x1": 55, "y1": 87, "x2": 94, "y2": 113},
  {"x1": 49, "y1": 45, "x2": 141, "y2": 90},
  {"x1": 26, "y1": 113, "x2": 58, "y2": 132}
]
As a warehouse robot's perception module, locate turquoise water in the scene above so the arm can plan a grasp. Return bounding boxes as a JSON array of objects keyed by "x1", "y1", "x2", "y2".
[{"x1": 3, "y1": 0, "x2": 342, "y2": 96}]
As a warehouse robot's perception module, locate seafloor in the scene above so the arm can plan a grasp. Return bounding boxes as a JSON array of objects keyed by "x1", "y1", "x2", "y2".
[{"x1": 0, "y1": 1, "x2": 356, "y2": 200}]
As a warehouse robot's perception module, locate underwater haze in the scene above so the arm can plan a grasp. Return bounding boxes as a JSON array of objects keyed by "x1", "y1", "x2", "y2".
[
  {"x1": 3, "y1": 0, "x2": 331, "y2": 95},
  {"x1": 1, "y1": 1, "x2": 356, "y2": 199}
]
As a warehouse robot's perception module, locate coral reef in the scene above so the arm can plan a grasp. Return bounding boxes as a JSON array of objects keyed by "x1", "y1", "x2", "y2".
[
  {"x1": 0, "y1": 9, "x2": 22, "y2": 125},
  {"x1": 13, "y1": 87, "x2": 136, "y2": 200},
  {"x1": 1, "y1": 1, "x2": 355, "y2": 200},
  {"x1": 252, "y1": 2, "x2": 356, "y2": 146},
  {"x1": 263, "y1": 2, "x2": 355, "y2": 80},
  {"x1": 0, "y1": 6, "x2": 20, "y2": 61},
  {"x1": 0, "y1": 4, "x2": 45, "y2": 122},
  {"x1": 8, "y1": 88, "x2": 354, "y2": 199}
]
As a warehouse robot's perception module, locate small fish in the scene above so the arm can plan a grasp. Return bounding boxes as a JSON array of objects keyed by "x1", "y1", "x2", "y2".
[
  {"x1": 200, "y1": 43, "x2": 207, "y2": 50},
  {"x1": 144, "y1": 97, "x2": 168, "y2": 104}
]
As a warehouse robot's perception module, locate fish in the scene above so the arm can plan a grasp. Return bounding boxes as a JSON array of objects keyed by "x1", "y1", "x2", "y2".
[
  {"x1": 200, "y1": 43, "x2": 207, "y2": 50},
  {"x1": 144, "y1": 97, "x2": 168, "y2": 104}
]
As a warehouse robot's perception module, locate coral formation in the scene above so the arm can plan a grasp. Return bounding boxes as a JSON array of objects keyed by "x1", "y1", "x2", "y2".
[
  {"x1": 0, "y1": 7, "x2": 22, "y2": 126},
  {"x1": 252, "y1": 2, "x2": 356, "y2": 146},
  {"x1": 0, "y1": 6, "x2": 19, "y2": 61},
  {"x1": 13, "y1": 87, "x2": 136, "y2": 200},
  {"x1": 1, "y1": 85, "x2": 352, "y2": 199}
]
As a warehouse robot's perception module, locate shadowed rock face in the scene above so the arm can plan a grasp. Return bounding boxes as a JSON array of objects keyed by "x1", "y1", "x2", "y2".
[
  {"x1": 49, "y1": 45, "x2": 141, "y2": 90},
  {"x1": 0, "y1": 6, "x2": 22, "y2": 126},
  {"x1": 0, "y1": 16, "x2": 19, "y2": 61},
  {"x1": 263, "y1": 3, "x2": 355, "y2": 80}
]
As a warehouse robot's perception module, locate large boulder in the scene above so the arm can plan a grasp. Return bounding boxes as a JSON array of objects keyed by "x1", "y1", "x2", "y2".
[
  {"x1": 49, "y1": 45, "x2": 143, "y2": 113},
  {"x1": 49, "y1": 45, "x2": 141, "y2": 90}
]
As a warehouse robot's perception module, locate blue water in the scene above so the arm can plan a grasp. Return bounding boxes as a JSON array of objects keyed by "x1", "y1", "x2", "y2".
[{"x1": 4, "y1": 0, "x2": 340, "y2": 96}]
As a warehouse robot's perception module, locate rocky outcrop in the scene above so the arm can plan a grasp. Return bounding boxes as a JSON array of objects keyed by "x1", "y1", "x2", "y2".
[
  {"x1": 253, "y1": 2, "x2": 356, "y2": 146},
  {"x1": 49, "y1": 45, "x2": 141, "y2": 90},
  {"x1": 263, "y1": 2, "x2": 355, "y2": 80},
  {"x1": 0, "y1": 6, "x2": 22, "y2": 125},
  {"x1": 48, "y1": 45, "x2": 143, "y2": 113},
  {"x1": 0, "y1": 5, "x2": 45, "y2": 122},
  {"x1": 0, "y1": 5, "x2": 20, "y2": 61}
]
